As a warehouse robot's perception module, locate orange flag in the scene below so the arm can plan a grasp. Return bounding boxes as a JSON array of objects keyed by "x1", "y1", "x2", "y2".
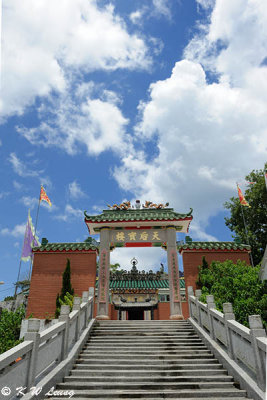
[
  {"x1": 40, "y1": 185, "x2": 52, "y2": 206},
  {"x1": 237, "y1": 184, "x2": 250, "y2": 207}
]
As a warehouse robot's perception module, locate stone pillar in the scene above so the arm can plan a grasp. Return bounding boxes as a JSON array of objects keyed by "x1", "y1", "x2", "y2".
[
  {"x1": 144, "y1": 310, "x2": 151, "y2": 320},
  {"x1": 166, "y1": 226, "x2": 183, "y2": 319},
  {"x1": 249, "y1": 315, "x2": 266, "y2": 391},
  {"x1": 25, "y1": 319, "x2": 41, "y2": 388},
  {"x1": 97, "y1": 228, "x2": 110, "y2": 319}
]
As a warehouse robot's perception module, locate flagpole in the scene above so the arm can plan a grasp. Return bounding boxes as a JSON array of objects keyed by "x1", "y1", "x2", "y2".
[
  {"x1": 29, "y1": 188, "x2": 41, "y2": 277},
  {"x1": 15, "y1": 210, "x2": 29, "y2": 297},
  {"x1": 238, "y1": 190, "x2": 254, "y2": 268}
]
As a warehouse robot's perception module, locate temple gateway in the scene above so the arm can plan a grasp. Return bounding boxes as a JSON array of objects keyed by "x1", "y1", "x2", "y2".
[{"x1": 27, "y1": 201, "x2": 251, "y2": 320}]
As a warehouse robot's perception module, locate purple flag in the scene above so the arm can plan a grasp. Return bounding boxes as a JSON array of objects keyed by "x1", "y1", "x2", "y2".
[{"x1": 21, "y1": 211, "x2": 40, "y2": 261}]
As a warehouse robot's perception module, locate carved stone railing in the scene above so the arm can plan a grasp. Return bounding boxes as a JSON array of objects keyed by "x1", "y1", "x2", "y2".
[
  {"x1": 188, "y1": 286, "x2": 266, "y2": 399},
  {"x1": 0, "y1": 289, "x2": 95, "y2": 399}
]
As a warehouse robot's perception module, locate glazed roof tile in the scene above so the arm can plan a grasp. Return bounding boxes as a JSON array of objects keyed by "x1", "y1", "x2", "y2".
[
  {"x1": 33, "y1": 242, "x2": 98, "y2": 252},
  {"x1": 178, "y1": 241, "x2": 251, "y2": 252},
  {"x1": 95, "y1": 279, "x2": 185, "y2": 289},
  {"x1": 84, "y1": 208, "x2": 193, "y2": 223}
]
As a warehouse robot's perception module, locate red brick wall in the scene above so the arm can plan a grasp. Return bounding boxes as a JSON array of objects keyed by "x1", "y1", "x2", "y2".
[
  {"x1": 182, "y1": 250, "x2": 251, "y2": 296},
  {"x1": 26, "y1": 251, "x2": 97, "y2": 318}
]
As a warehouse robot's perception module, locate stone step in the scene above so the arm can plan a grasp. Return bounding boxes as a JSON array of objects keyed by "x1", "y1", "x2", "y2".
[
  {"x1": 76, "y1": 359, "x2": 219, "y2": 365},
  {"x1": 95, "y1": 320, "x2": 192, "y2": 327},
  {"x1": 92, "y1": 328, "x2": 195, "y2": 335},
  {"x1": 90, "y1": 332, "x2": 196, "y2": 336},
  {"x1": 70, "y1": 369, "x2": 228, "y2": 376},
  {"x1": 81, "y1": 346, "x2": 210, "y2": 355},
  {"x1": 81, "y1": 350, "x2": 212, "y2": 356},
  {"x1": 50, "y1": 396, "x2": 249, "y2": 400},
  {"x1": 50, "y1": 397, "x2": 250, "y2": 400},
  {"x1": 87, "y1": 335, "x2": 200, "y2": 341},
  {"x1": 92, "y1": 327, "x2": 192, "y2": 331},
  {"x1": 84, "y1": 342, "x2": 207, "y2": 349},
  {"x1": 73, "y1": 363, "x2": 223, "y2": 371},
  {"x1": 57, "y1": 381, "x2": 236, "y2": 390},
  {"x1": 88, "y1": 335, "x2": 201, "y2": 340},
  {"x1": 64, "y1": 375, "x2": 233, "y2": 383},
  {"x1": 77, "y1": 354, "x2": 214, "y2": 360}
]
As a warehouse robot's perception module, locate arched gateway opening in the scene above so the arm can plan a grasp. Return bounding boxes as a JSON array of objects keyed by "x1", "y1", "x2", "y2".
[{"x1": 84, "y1": 201, "x2": 193, "y2": 320}]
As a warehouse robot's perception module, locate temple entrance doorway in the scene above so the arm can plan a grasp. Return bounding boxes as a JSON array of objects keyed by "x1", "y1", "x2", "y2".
[{"x1": 128, "y1": 309, "x2": 144, "y2": 320}]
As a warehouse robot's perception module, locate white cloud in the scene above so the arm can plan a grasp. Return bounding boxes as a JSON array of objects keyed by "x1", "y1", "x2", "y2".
[
  {"x1": 20, "y1": 196, "x2": 38, "y2": 209},
  {"x1": 152, "y1": 0, "x2": 171, "y2": 20},
  {"x1": 110, "y1": 247, "x2": 166, "y2": 272},
  {"x1": 55, "y1": 204, "x2": 83, "y2": 222},
  {"x1": 1, "y1": 222, "x2": 26, "y2": 237},
  {"x1": 114, "y1": 46, "x2": 267, "y2": 240},
  {"x1": 68, "y1": 181, "x2": 86, "y2": 200},
  {"x1": 0, "y1": 192, "x2": 9, "y2": 199},
  {"x1": 13, "y1": 181, "x2": 24, "y2": 191},
  {"x1": 1, "y1": 0, "x2": 151, "y2": 119},
  {"x1": 129, "y1": 9, "x2": 144, "y2": 25},
  {"x1": 130, "y1": 1, "x2": 171, "y2": 26},
  {"x1": 196, "y1": 0, "x2": 215, "y2": 9},
  {"x1": 17, "y1": 85, "x2": 130, "y2": 156},
  {"x1": 8, "y1": 153, "x2": 40, "y2": 177}
]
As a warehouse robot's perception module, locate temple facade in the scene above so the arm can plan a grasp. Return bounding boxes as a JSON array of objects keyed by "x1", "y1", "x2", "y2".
[{"x1": 26, "y1": 202, "x2": 251, "y2": 320}]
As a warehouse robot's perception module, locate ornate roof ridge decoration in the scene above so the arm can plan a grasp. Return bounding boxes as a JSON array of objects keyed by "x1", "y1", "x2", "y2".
[
  {"x1": 106, "y1": 200, "x2": 171, "y2": 210},
  {"x1": 33, "y1": 237, "x2": 99, "y2": 253},
  {"x1": 178, "y1": 241, "x2": 251, "y2": 252},
  {"x1": 84, "y1": 207, "x2": 193, "y2": 222}
]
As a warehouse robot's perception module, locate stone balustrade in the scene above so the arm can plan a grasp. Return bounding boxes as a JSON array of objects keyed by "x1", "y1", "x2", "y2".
[
  {"x1": 0, "y1": 289, "x2": 95, "y2": 399},
  {"x1": 187, "y1": 286, "x2": 266, "y2": 395}
]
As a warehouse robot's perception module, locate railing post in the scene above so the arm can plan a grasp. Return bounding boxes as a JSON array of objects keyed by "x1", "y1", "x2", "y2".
[
  {"x1": 59, "y1": 305, "x2": 70, "y2": 360},
  {"x1": 249, "y1": 315, "x2": 266, "y2": 391},
  {"x1": 82, "y1": 291, "x2": 89, "y2": 328},
  {"x1": 73, "y1": 297, "x2": 81, "y2": 341},
  {"x1": 24, "y1": 319, "x2": 41, "y2": 389},
  {"x1": 223, "y1": 303, "x2": 235, "y2": 359},
  {"x1": 206, "y1": 295, "x2": 216, "y2": 339},
  {"x1": 195, "y1": 289, "x2": 202, "y2": 327},
  {"x1": 187, "y1": 286, "x2": 194, "y2": 318},
  {"x1": 89, "y1": 287, "x2": 94, "y2": 319}
]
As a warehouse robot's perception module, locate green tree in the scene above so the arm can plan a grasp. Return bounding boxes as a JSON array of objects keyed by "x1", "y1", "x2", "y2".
[
  {"x1": 110, "y1": 263, "x2": 121, "y2": 273},
  {"x1": 224, "y1": 164, "x2": 267, "y2": 265},
  {"x1": 196, "y1": 256, "x2": 209, "y2": 288},
  {"x1": 61, "y1": 259, "x2": 74, "y2": 298},
  {"x1": 55, "y1": 259, "x2": 75, "y2": 318},
  {"x1": 196, "y1": 259, "x2": 267, "y2": 328},
  {"x1": 0, "y1": 306, "x2": 25, "y2": 354}
]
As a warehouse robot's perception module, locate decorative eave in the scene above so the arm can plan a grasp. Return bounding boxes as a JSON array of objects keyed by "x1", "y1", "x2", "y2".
[
  {"x1": 178, "y1": 241, "x2": 251, "y2": 253},
  {"x1": 84, "y1": 208, "x2": 193, "y2": 234},
  {"x1": 33, "y1": 242, "x2": 98, "y2": 254}
]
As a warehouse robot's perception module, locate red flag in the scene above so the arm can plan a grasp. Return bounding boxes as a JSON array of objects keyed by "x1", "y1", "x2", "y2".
[
  {"x1": 40, "y1": 185, "x2": 52, "y2": 206},
  {"x1": 237, "y1": 184, "x2": 250, "y2": 207}
]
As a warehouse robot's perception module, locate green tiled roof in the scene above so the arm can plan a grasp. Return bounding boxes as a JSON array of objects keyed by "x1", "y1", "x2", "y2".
[
  {"x1": 33, "y1": 242, "x2": 98, "y2": 252},
  {"x1": 178, "y1": 241, "x2": 251, "y2": 252},
  {"x1": 84, "y1": 208, "x2": 193, "y2": 223},
  {"x1": 95, "y1": 279, "x2": 185, "y2": 289}
]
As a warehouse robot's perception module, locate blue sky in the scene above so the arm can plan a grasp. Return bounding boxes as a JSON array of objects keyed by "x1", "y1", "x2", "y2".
[{"x1": 0, "y1": 0, "x2": 267, "y2": 300}]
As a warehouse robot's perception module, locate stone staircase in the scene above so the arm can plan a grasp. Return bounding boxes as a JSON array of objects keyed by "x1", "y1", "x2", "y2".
[{"x1": 52, "y1": 320, "x2": 251, "y2": 399}]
